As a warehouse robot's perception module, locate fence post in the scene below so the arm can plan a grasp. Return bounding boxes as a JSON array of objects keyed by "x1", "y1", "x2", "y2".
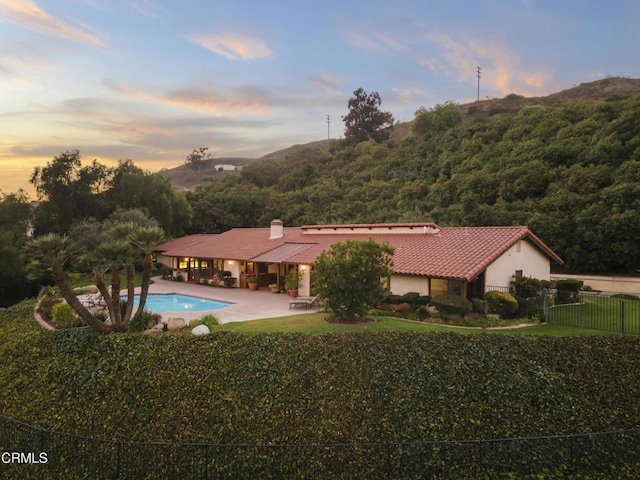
[{"x1": 621, "y1": 297, "x2": 626, "y2": 333}]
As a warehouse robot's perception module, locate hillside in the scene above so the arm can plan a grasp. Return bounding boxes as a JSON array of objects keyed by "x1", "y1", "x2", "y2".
[
  {"x1": 162, "y1": 77, "x2": 640, "y2": 191},
  {"x1": 181, "y1": 77, "x2": 640, "y2": 274}
]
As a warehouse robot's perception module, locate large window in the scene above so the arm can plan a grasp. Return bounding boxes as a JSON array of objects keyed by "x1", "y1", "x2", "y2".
[{"x1": 430, "y1": 278, "x2": 462, "y2": 297}]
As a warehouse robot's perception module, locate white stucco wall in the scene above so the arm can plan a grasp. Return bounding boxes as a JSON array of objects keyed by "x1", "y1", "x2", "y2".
[
  {"x1": 156, "y1": 254, "x2": 176, "y2": 268},
  {"x1": 485, "y1": 240, "x2": 551, "y2": 290},
  {"x1": 389, "y1": 275, "x2": 429, "y2": 296}
]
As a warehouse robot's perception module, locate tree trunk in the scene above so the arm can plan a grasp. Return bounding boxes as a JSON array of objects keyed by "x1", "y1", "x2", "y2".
[
  {"x1": 110, "y1": 268, "x2": 123, "y2": 331},
  {"x1": 135, "y1": 254, "x2": 153, "y2": 318},
  {"x1": 123, "y1": 264, "x2": 136, "y2": 327},
  {"x1": 52, "y1": 265, "x2": 112, "y2": 333},
  {"x1": 95, "y1": 274, "x2": 117, "y2": 327}
]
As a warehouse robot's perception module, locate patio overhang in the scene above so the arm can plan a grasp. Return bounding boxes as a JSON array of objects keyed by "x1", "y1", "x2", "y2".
[{"x1": 251, "y1": 243, "x2": 317, "y2": 263}]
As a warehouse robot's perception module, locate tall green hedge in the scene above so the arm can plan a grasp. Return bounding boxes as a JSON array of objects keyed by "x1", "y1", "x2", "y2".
[{"x1": 2, "y1": 299, "x2": 640, "y2": 477}]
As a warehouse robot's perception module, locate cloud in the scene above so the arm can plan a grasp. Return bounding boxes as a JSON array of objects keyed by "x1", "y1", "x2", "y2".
[
  {"x1": 103, "y1": 79, "x2": 273, "y2": 116},
  {"x1": 132, "y1": 0, "x2": 163, "y2": 19},
  {"x1": 0, "y1": 0, "x2": 103, "y2": 46},
  {"x1": 420, "y1": 30, "x2": 553, "y2": 97},
  {"x1": 308, "y1": 73, "x2": 341, "y2": 96},
  {"x1": 344, "y1": 27, "x2": 411, "y2": 54},
  {"x1": 189, "y1": 32, "x2": 272, "y2": 61}
]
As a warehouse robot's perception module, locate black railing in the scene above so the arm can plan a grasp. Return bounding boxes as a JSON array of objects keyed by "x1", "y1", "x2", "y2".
[
  {"x1": 485, "y1": 286, "x2": 640, "y2": 333},
  {"x1": 2, "y1": 413, "x2": 640, "y2": 479}
]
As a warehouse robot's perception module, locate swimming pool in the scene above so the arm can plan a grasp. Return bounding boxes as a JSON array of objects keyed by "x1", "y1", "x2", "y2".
[{"x1": 126, "y1": 294, "x2": 230, "y2": 313}]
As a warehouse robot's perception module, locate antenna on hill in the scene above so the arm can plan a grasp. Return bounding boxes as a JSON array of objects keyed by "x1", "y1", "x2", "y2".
[{"x1": 476, "y1": 66, "x2": 481, "y2": 102}]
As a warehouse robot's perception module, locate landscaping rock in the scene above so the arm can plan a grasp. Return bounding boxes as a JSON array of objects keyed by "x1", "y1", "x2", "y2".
[
  {"x1": 191, "y1": 325, "x2": 211, "y2": 336},
  {"x1": 152, "y1": 323, "x2": 165, "y2": 331},
  {"x1": 167, "y1": 317, "x2": 186, "y2": 332},
  {"x1": 142, "y1": 328, "x2": 163, "y2": 335},
  {"x1": 84, "y1": 285, "x2": 99, "y2": 294}
]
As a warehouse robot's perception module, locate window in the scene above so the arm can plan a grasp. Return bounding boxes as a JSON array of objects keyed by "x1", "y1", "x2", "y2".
[
  {"x1": 430, "y1": 278, "x2": 462, "y2": 297},
  {"x1": 515, "y1": 270, "x2": 523, "y2": 278}
]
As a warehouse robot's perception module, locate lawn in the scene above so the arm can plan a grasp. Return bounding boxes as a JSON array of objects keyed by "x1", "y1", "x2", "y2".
[
  {"x1": 548, "y1": 294, "x2": 640, "y2": 334},
  {"x1": 221, "y1": 312, "x2": 618, "y2": 336}
]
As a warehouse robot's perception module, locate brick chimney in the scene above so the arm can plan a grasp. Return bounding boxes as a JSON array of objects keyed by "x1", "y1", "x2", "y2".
[{"x1": 269, "y1": 219, "x2": 284, "y2": 239}]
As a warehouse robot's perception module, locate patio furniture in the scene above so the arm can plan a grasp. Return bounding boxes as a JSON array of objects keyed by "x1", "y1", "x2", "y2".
[{"x1": 289, "y1": 295, "x2": 319, "y2": 309}]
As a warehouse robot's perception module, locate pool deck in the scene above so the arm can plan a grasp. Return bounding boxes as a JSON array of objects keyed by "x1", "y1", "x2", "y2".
[{"x1": 138, "y1": 277, "x2": 318, "y2": 325}]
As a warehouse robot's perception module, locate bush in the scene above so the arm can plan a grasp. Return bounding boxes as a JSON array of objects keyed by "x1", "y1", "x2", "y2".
[
  {"x1": 37, "y1": 287, "x2": 62, "y2": 322},
  {"x1": 129, "y1": 310, "x2": 161, "y2": 332},
  {"x1": 484, "y1": 291, "x2": 519, "y2": 318},
  {"x1": 471, "y1": 298, "x2": 488, "y2": 315},
  {"x1": 52, "y1": 302, "x2": 84, "y2": 328},
  {"x1": 555, "y1": 279, "x2": 583, "y2": 304},
  {"x1": 431, "y1": 294, "x2": 472, "y2": 318},
  {"x1": 191, "y1": 314, "x2": 219, "y2": 330}
]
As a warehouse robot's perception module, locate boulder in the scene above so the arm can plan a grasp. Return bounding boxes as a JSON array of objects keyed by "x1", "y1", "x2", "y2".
[
  {"x1": 167, "y1": 317, "x2": 186, "y2": 332},
  {"x1": 191, "y1": 324, "x2": 211, "y2": 336},
  {"x1": 152, "y1": 323, "x2": 165, "y2": 331},
  {"x1": 142, "y1": 328, "x2": 163, "y2": 335},
  {"x1": 84, "y1": 285, "x2": 99, "y2": 294}
]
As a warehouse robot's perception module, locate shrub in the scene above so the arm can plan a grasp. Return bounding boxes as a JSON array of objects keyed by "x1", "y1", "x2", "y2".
[
  {"x1": 52, "y1": 302, "x2": 84, "y2": 328},
  {"x1": 431, "y1": 294, "x2": 472, "y2": 318},
  {"x1": 484, "y1": 291, "x2": 519, "y2": 318},
  {"x1": 471, "y1": 298, "x2": 488, "y2": 315},
  {"x1": 129, "y1": 310, "x2": 161, "y2": 332},
  {"x1": 555, "y1": 279, "x2": 583, "y2": 304},
  {"x1": 191, "y1": 314, "x2": 219, "y2": 330},
  {"x1": 37, "y1": 287, "x2": 62, "y2": 322}
]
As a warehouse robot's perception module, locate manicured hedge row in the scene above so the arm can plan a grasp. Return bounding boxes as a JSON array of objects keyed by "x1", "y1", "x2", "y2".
[{"x1": 2, "y1": 300, "x2": 640, "y2": 477}]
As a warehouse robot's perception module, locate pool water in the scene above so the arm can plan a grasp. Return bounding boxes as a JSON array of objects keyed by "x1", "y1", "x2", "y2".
[{"x1": 126, "y1": 294, "x2": 229, "y2": 313}]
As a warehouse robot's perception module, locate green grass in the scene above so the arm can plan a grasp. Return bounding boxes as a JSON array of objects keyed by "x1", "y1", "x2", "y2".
[
  {"x1": 221, "y1": 313, "x2": 618, "y2": 336},
  {"x1": 549, "y1": 295, "x2": 640, "y2": 334}
]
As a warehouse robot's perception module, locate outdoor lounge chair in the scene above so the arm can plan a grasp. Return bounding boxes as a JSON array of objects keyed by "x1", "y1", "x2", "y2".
[
  {"x1": 81, "y1": 293, "x2": 105, "y2": 308},
  {"x1": 289, "y1": 295, "x2": 319, "y2": 310}
]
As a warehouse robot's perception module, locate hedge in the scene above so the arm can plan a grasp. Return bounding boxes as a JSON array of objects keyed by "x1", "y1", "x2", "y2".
[
  {"x1": 484, "y1": 290, "x2": 519, "y2": 318},
  {"x1": 431, "y1": 293, "x2": 472, "y2": 318},
  {"x1": 3, "y1": 300, "x2": 640, "y2": 477}
]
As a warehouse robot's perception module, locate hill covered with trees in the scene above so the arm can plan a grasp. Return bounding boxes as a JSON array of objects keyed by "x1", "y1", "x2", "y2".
[{"x1": 185, "y1": 79, "x2": 640, "y2": 274}]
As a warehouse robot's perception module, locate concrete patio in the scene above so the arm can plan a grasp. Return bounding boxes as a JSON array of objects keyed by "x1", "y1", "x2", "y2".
[{"x1": 141, "y1": 277, "x2": 318, "y2": 325}]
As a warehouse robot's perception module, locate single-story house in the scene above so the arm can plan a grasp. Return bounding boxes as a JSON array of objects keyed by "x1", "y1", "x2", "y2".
[{"x1": 155, "y1": 220, "x2": 563, "y2": 298}]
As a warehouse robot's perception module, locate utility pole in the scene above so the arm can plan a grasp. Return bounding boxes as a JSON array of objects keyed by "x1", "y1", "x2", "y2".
[
  {"x1": 476, "y1": 66, "x2": 481, "y2": 102},
  {"x1": 326, "y1": 115, "x2": 330, "y2": 141}
]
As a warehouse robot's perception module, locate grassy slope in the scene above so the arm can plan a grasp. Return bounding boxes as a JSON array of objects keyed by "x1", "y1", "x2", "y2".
[{"x1": 1, "y1": 300, "x2": 640, "y2": 448}]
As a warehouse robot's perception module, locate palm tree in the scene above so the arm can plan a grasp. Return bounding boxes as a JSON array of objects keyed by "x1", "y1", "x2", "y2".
[
  {"x1": 23, "y1": 234, "x2": 111, "y2": 333},
  {"x1": 90, "y1": 239, "x2": 136, "y2": 331},
  {"x1": 128, "y1": 225, "x2": 165, "y2": 317}
]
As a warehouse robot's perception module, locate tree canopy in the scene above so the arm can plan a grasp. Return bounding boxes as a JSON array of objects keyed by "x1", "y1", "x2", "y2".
[
  {"x1": 312, "y1": 238, "x2": 394, "y2": 321},
  {"x1": 342, "y1": 88, "x2": 394, "y2": 144},
  {"x1": 29, "y1": 155, "x2": 192, "y2": 237}
]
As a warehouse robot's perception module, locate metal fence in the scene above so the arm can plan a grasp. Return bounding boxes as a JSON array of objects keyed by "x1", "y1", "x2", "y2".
[
  {"x1": 486, "y1": 286, "x2": 640, "y2": 334},
  {"x1": 2, "y1": 413, "x2": 640, "y2": 479}
]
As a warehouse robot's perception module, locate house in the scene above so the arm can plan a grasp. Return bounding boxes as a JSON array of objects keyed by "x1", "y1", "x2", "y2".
[{"x1": 155, "y1": 220, "x2": 563, "y2": 298}]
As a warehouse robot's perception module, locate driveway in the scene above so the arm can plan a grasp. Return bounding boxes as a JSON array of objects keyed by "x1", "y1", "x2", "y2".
[{"x1": 145, "y1": 277, "x2": 317, "y2": 325}]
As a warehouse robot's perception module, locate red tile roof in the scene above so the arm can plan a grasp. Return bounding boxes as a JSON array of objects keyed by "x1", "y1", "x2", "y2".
[{"x1": 155, "y1": 223, "x2": 563, "y2": 281}]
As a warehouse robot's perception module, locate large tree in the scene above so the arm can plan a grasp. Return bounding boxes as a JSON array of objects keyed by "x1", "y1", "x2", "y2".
[
  {"x1": 342, "y1": 88, "x2": 394, "y2": 144},
  {"x1": 30, "y1": 150, "x2": 112, "y2": 234},
  {"x1": 185, "y1": 146, "x2": 213, "y2": 171},
  {"x1": 0, "y1": 191, "x2": 36, "y2": 306},
  {"x1": 312, "y1": 238, "x2": 394, "y2": 322}
]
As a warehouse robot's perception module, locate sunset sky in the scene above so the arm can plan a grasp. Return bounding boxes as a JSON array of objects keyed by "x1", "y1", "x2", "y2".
[{"x1": 1, "y1": 0, "x2": 638, "y2": 196}]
